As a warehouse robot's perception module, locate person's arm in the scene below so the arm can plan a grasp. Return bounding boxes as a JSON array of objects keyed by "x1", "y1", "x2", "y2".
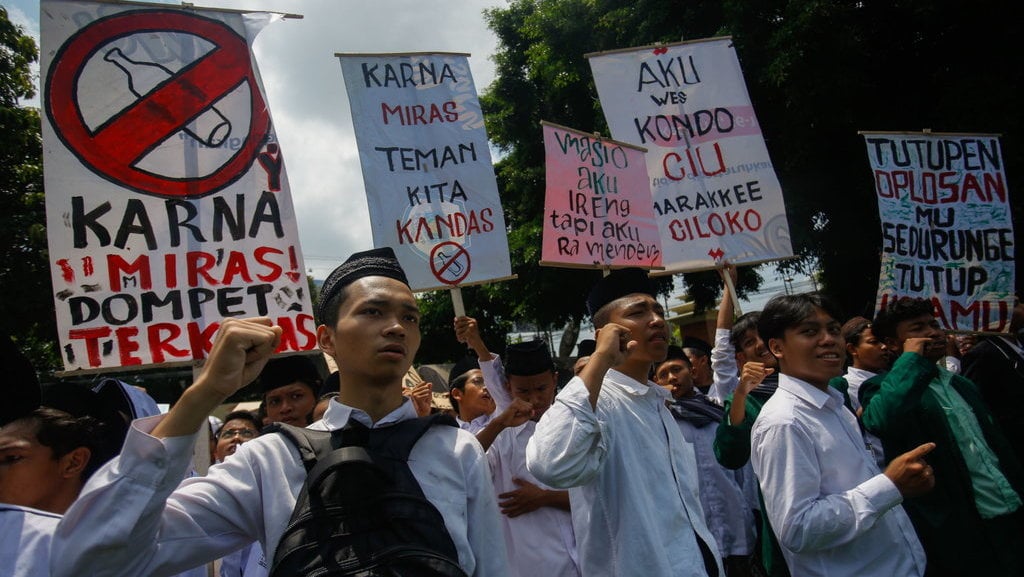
[
  {"x1": 525, "y1": 323, "x2": 631, "y2": 488},
  {"x1": 154, "y1": 318, "x2": 282, "y2": 439},
  {"x1": 859, "y1": 338, "x2": 937, "y2": 436},
  {"x1": 476, "y1": 399, "x2": 534, "y2": 451},
  {"x1": 403, "y1": 381, "x2": 433, "y2": 417},
  {"x1": 708, "y1": 264, "x2": 739, "y2": 403},
  {"x1": 730, "y1": 362, "x2": 772, "y2": 425},
  {"x1": 713, "y1": 395, "x2": 756, "y2": 469},
  {"x1": 751, "y1": 419, "x2": 933, "y2": 553},
  {"x1": 458, "y1": 431, "x2": 511, "y2": 577},
  {"x1": 51, "y1": 319, "x2": 283, "y2": 576},
  {"x1": 578, "y1": 322, "x2": 632, "y2": 410},
  {"x1": 498, "y1": 478, "x2": 571, "y2": 516},
  {"x1": 455, "y1": 316, "x2": 512, "y2": 411},
  {"x1": 713, "y1": 364, "x2": 772, "y2": 468},
  {"x1": 53, "y1": 417, "x2": 281, "y2": 576}
]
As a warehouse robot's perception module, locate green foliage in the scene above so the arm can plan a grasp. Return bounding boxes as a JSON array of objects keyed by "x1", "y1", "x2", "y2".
[
  {"x1": 0, "y1": 8, "x2": 57, "y2": 372},
  {"x1": 414, "y1": 287, "x2": 515, "y2": 364}
]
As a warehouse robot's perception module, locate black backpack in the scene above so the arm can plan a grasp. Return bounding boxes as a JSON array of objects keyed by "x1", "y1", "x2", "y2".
[{"x1": 266, "y1": 414, "x2": 469, "y2": 577}]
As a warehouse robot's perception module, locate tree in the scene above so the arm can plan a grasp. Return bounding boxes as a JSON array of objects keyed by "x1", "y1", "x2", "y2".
[
  {"x1": 0, "y1": 7, "x2": 57, "y2": 372},
  {"x1": 479, "y1": 0, "x2": 1023, "y2": 325},
  {"x1": 472, "y1": 0, "x2": 753, "y2": 357}
]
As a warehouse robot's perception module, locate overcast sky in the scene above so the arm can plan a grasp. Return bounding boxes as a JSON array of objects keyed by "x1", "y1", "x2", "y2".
[{"x1": 7, "y1": 0, "x2": 505, "y2": 280}]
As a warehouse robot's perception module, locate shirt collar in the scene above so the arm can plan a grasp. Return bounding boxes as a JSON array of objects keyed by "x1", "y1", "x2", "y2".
[
  {"x1": 321, "y1": 396, "x2": 416, "y2": 429},
  {"x1": 845, "y1": 366, "x2": 877, "y2": 381},
  {"x1": 778, "y1": 373, "x2": 840, "y2": 409},
  {"x1": 605, "y1": 368, "x2": 668, "y2": 399}
]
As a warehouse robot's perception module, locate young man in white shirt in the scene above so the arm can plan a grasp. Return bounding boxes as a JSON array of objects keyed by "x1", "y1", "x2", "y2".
[
  {"x1": 655, "y1": 346, "x2": 758, "y2": 576},
  {"x1": 448, "y1": 353, "x2": 497, "y2": 434},
  {"x1": 49, "y1": 247, "x2": 507, "y2": 577},
  {"x1": 526, "y1": 268, "x2": 722, "y2": 577},
  {"x1": 453, "y1": 319, "x2": 581, "y2": 577},
  {"x1": 750, "y1": 292, "x2": 933, "y2": 577}
]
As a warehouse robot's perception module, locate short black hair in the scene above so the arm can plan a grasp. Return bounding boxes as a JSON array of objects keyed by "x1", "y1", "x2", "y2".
[
  {"x1": 319, "y1": 285, "x2": 349, "y2": 332},
  {"x1": 216, "y1": 411, "x2": 261, "y2": 437},
  {"x1": 448, "y1": 372, "x2": 473, "y2": 414},
  {"x1": 30, "y1": 407, "x2": 104, "y2": 479},
  {"x1": 730, "y1": 312, "x2": 761, "y2": 351},
  {"x1": 758, "y1": 293, "x2": 844, "y2": 344},
  {"x1": 655, "y1": 345, "x2": 692, "y2": 373},
  {"x1": 872, "y1": 297, "x2": 934, "y2": 341}
]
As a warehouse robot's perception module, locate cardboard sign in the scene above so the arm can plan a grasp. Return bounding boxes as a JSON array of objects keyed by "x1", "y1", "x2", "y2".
[{"x1": 42, "y1": 1, "x2": 314, "y2": 370}]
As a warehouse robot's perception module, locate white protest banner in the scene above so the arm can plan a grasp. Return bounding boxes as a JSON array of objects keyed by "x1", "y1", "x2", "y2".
[
  {"x1": 587, "y1": 38, "x2": 792, "y2": 271},
  {"x1": 863, "y1": 132, "x2": 1015, "y2": 331},
  {"x1": 540, "y1": 121, "x2": 662, "y2": 269},
  {"x1": 337, "y1": 52, "x2": 512, "y2": 290},
  {"x1": 41, "y1": 0, "x2": 314, "y2": 371}
]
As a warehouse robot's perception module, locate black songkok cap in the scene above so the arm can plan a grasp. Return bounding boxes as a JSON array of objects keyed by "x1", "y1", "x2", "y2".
[
  {"x1": 586, "y1": 268, "x2": 659, "y2": 318},
  {"x1": 505, "y1": 340, "x2": 554, "y2": 376},
  {"x1": 318, "y1": 371, "x2": 339, "y2": 398},
  {"x1": 259, "y1": 355, "x2": 322, "y2": 395},
  {"x1": 448, "y1": 353, "x2": 480, "y2": 385},
  {"x1": 40, "y1": 381, "x2": 128, "y2": 469},
  {"x1": 664, "y1": 344, "x2": 689, "y2": 363},
  {"x1": 682, "y1": 336, "x2": 711, "y2": 357},
  {"x1": 576, "y1": 339, "x2": 596, "y2": 358},
  {"x1": 317, "y1": 247, "x2": 409, "y2": 325},
  {"x1": 1, "y1": 334, "x2": 40, "y2": 427}
]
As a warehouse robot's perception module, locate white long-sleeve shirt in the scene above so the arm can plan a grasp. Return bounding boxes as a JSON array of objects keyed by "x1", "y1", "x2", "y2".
[
  {"x1": 480, "y1": 354, "x2": 581, "y2": 577},
  {"x1": 708, "y1": 328, "x2": 739, "y2": 404},
  {"x1": 51, "y1": 399, "x2": 508, "y2": 577},
  {"x1": 1, "y1": 504, "x2": 60, "y2": 577},
  {"x1": 751, "y1": 374, "x2": 926, "y2": 577},
  {"x1": 671, "y1": 413, "x2": 757, "y2": 558},
  {"x1": 526, "y1": 370, "x2": 723, "y2": 577},
  {"x1": 843, "y1": 366, "x2": 887, "y2": 467}
]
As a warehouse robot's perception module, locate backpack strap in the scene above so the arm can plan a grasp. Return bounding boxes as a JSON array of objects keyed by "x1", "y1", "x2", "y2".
[
  {"x1": 368, "y1": 412, "x2": 458, "y2": 460},
  {"x1": 263, "y1": 422, "x2": 334, "y2": 473},
  {"x1": 266, "y1": 413, "x2": 458, "y2": 472}
]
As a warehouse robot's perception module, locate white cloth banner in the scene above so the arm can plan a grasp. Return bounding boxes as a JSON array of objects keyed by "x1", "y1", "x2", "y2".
[
  {"x1": 41, "y1": 0, "x2": 314, "y2": 370},
  {"x1": 588, "y1": 38, "x2": 792, "y2": 271},
  {"x1": 338, "y1": 53, "x2": 511, "y2": 290},
  {"x1": 863, "y1": 132, "x2": 1015, "y2": 331}
]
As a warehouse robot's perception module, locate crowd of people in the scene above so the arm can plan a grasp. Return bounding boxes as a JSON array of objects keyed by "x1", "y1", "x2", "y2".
[{"x1": 2, "y1": 249, "x2": 1023, "y2": 577}]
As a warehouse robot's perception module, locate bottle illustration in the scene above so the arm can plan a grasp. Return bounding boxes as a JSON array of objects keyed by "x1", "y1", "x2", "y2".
[{"x1": 104, "y1": 47, "x2": 232, "y2": 147}]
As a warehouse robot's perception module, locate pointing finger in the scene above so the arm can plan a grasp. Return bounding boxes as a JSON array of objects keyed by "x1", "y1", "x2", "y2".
[{"x1": 907, "y1": 442, "x2": 936, "y2": 459}]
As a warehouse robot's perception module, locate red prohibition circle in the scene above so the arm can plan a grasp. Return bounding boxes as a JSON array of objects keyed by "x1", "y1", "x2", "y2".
[
  {"x1": 430, "y1": 241, "x2": 472, "y2": 285},
  {"x1": 45, "y1": 10, "x2": 271, "y2": 198}
]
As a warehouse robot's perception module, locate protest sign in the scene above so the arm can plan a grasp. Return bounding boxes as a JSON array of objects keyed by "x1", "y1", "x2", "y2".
[
  {"x1": 337, "y1": 52, "x2": 512, "y2": 290},
  {"x1": 863, "y1": 132, "x2": 1015, "y2": 331},
  {"x1": 540, "y1": 122, "x2": 662, "y2": 268},
  {"x1": 42, "y1": 0, "x2": 313, "y2": 370},
  {"x1": 587, "y1": 37, "x2": 792, "y2": 271}
]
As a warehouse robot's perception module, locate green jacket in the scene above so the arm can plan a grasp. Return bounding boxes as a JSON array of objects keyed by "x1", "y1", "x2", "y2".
[{"x1": 860, "y1": 351, "x2": 1024, "y2": 575}]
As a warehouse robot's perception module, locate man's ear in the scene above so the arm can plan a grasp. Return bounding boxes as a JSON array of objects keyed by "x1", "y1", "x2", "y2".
[
  {"x1": 59, "y1": 446, "x2": 91, "y2": 479},
  {"x1": 317, "y1": 325, "x2": 335, "y2": 357},
  {"x1": 450, "y1": 388, "x2": 464, "y2": 402},
  {"x1": 768, "y1": 337, "x2": 784, "y2": 359},
  {"x1": 735, "y1": 350, "x2": 748, "y2": 365}
]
